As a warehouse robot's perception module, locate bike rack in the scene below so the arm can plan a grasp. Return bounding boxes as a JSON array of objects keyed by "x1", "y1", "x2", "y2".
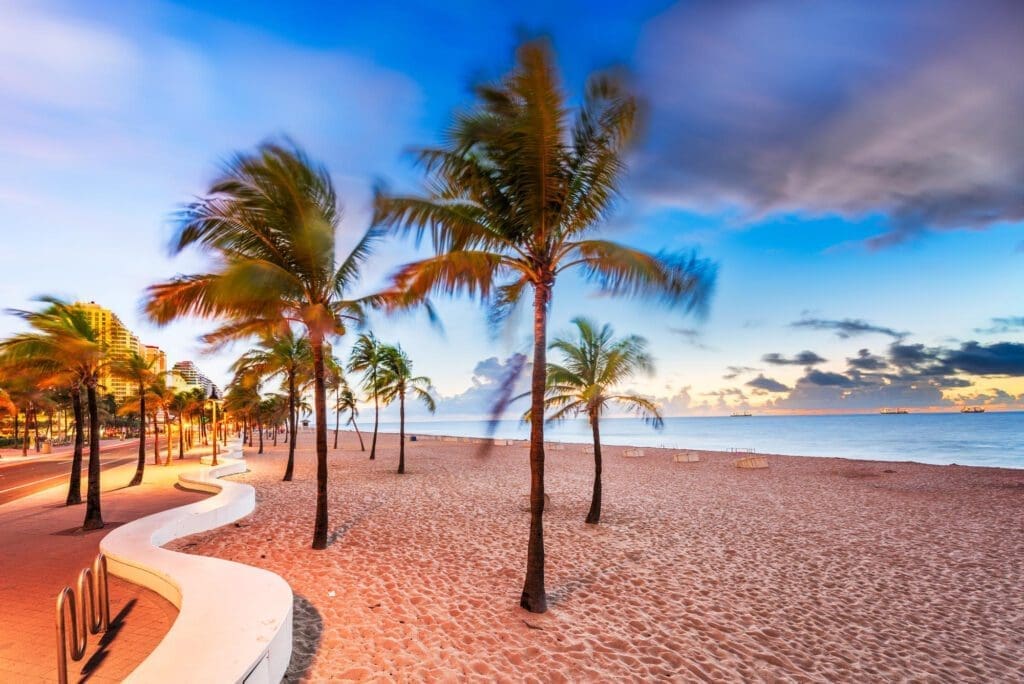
[{"x1": 56, "y1": 553, "x2": 110, "y2": 684}]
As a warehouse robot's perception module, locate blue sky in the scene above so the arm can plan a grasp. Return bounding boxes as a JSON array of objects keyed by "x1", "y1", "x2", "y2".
[{"x1": 1, "y1": 0, "x2": 1022, "y2": 416}]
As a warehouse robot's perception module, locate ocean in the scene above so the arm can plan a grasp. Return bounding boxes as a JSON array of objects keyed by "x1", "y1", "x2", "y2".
[{"x1": 378, "y1": 412, "x2": 1024, "y2": 469}]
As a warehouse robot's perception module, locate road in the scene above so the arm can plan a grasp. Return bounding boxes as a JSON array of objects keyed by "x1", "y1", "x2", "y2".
[{"x1": 0, "y1": 440, "x2": 146, "y2": 506}]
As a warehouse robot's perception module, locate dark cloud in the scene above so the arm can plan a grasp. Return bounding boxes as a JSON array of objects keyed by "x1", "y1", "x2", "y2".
[
  {"x1": 637, "y1": 0, "x2": 1024, "y2": 246},
  {"x1": 723, "y1": 365, "x2": 760, "y2": 380},
  {"x1": 803, "y1": 370, "x2": 859, "y2": 388},
  {"x1": 669, "y1": 327, "x2": 711, "y2": 350},
  {"x1": 791, "y1": 318, "x2": 906, "y2": 339},
  {"x1": 944, "y1": 341, "x2": 1024, "y2": 376},
  {"x1": 746, "y1": 375, "x2": 790, "y2": 393},
  {"x1": 975, "y1": 316, "x2": 1024, "y2": 334},
  {"x1": 762, "y1": 350, "x2": 827, "y2": 366},
  {"x1": 847, "y1": 349, "x2": 888, "y2": 371},
  {"x1": 887, "y1": 342, "x2": 940, "y2": 368}
]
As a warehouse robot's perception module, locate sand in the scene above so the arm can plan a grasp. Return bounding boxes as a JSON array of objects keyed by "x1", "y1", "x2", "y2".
[{"x1": 169, "y1": 430, "x2": 1024, "y2": 682}]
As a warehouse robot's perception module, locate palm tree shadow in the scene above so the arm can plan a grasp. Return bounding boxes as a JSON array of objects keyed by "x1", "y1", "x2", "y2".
[{"x1": 283, "y1": 593, "x2": 322, "y2": 681}]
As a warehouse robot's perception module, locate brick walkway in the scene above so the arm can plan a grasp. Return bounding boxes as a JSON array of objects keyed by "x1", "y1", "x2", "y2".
[{"x1": 0, "y1": 448, "x2": 211, "y2": 682}]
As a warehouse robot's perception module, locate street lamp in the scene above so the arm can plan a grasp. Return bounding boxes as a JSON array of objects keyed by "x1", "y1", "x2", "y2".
[{"x1": 206, "y1": 387, "x2": 222, "y2": 466}]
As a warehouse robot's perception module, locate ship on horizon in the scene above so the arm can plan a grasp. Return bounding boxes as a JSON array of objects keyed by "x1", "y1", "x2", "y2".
[
  {"x1": 960, "y1": 406, "x2": 985, "y2": 413},
  {"x1": 730, "y1": 411, "x2": 753, "y2": 417},
  {"x1": 880, "y1": 407, "x2": 909, "y2": 415}
]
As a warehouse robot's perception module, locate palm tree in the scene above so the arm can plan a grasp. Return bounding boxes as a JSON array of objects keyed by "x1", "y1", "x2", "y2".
[
  {"x1": 232, "y1": 329, "x2": 310, "y2": 479},
  {"x1": 1, "y1": 299, "x2": 107, "y2": 527},
  {"x1": 336, "y1": 380, "x2": 364, "y2": 451},
  {"x1": 146, "y1": 381, "x2": 175, "y2": 465},
  {"x1": 145, "y1": 142, "x2": 382, "y2": 550},
  {"x1": 111, "y1": 351, "x2": 157, "y2": 485},
  {"x1": 533, "y1": 318, "x2": 661, "y2": 524},
  {"x1": 324, "y1": 355, "x2": 345, "y2": 449},
  {"x1": 373, "y1": 40, "x2": 715, "y2": 612},
  {"x1": 224, "y1": 382, "x2": 261, "y2": 451},
  {"x1": 168, "y1": 391, "x2": 192, "y2": 459},
  {"x1": 376, "y1": 344, "x2": 436, "y2": 474},
  {"x1": 347, "y1": 333, "x2": 384, "y2": 460}
]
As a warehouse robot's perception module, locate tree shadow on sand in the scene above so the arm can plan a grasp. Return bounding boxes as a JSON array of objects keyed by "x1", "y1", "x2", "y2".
[{"x1": 283, "y1": 593, "x2": 323, "y2": 681}]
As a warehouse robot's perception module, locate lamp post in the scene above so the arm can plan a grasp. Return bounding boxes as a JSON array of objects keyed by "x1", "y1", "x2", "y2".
[{"x1": 206, "y1": 387, "x2": 222, "y2": 466}]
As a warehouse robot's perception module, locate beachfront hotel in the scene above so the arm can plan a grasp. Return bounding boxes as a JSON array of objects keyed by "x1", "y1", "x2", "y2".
[
  {"x1": 168, "y1": 360, "x2": 220, "y2": 397},
  {"x1": 76, "y1": 301, "x2": 167, "y2": 403}
]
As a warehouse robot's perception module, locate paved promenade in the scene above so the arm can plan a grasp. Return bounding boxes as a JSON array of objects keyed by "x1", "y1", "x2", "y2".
[{"x1": 0, "y1": 446, "x2": 211, "y2": 682}]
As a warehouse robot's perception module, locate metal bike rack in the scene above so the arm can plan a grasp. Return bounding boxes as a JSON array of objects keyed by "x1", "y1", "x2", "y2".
[{"x1": 56, "y1": 553, "x2": 110, "y2": 684}]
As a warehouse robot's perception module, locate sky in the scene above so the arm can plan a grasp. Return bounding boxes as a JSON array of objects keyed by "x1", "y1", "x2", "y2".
[{"x1": 1, "y1": 0, "x2": 1023, "y2": 418}]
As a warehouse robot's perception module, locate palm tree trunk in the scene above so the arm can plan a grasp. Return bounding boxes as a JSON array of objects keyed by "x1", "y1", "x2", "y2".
[
  {"x1": 21, "y1": 411, "x2": 28, "y2": 456},
  {"x1": 33, "y1": 407, "x2": 40, "y2": 452},
  {"x1": 311, "y1": 337, "x2": 329, "y2": 550},
  {"x1": 284, "y1": 370, "x2": 297, "y2": 481},
  {"x1": 164, "y1": 411, "x2": 172, "y2": 465},
  {"x1": 521, "y1": 284, "x2": 549, "y2": 613},
  {"x1": 66, "y1": 386, "x2": 84, "y2": 505},
  {"x1": 257, "y1": 418, "x2": 264, "y2": 454},
  {"x1": 82, "y1": 383, "x2": 104, "y2": 530},
  {"x1": 129, "y1": 386, "x2": 146, "y2": 486},
  {"x1": 333, "y1": 387, "x2": 340, "y2": 449},
  {"x1": 586, "y1": 413, "x2": 603, "y2": 525},
  {"x1": 397, "y1": 390, "x2": 406, "y2": 474},
  {"x1": 178, "y1": 415, "x2": 185, "y2": 459},
  {"x1": 152, "y1": 412, "x2": 159, "y2": 465},
  {"x1": 369, "y1": 367, "x2": 379, "y2": 460},
  {"x1": 352, "y1": 414, "x2": 365, "y2": 451}
]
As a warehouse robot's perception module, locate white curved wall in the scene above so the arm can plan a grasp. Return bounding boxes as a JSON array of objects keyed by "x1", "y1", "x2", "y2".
[{"x1": 100, "y1": 441, "x2": 294, "y2": 683}]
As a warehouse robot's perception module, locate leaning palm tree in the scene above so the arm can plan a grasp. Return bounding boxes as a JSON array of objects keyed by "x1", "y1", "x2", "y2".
[
  {"x1": 110, "y1": 351, "x2": 157, "y2": 485},
  {"x1": 373, "y1": 40, "x2": 715, "y2": 612},
  {"x1": 336, "y1": 380, "x2": 364, "y2": 451},
  {"x1": 145, "y1": 142, "x2": 382, "y2": 550},
  {"x1": 376, "y1": 344, "x2": 436, "y2": 474},
  {"x1": 531, "y1": 318, "x2": 661, "y2": 524},
  {"x1": 1, "y1": 299, "x2": 107, "y2": 527},
  {"x1": 347, "y1": 333, "x2": 384, "y2": 460},
  {"x1": 232, "y1": 327, "x2": 311, "y2": 480}
]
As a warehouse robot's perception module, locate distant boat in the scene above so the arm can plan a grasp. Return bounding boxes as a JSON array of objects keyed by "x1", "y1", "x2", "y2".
[
  {"x1": 880, "y1": 408, "x2": 909, "y2": 415},
  {"x1": 730, "y1": 411, "x2": 753, "y2": 417},
  {"x1": 960, "y1": 406, "x2": 985, "y2": 413}
]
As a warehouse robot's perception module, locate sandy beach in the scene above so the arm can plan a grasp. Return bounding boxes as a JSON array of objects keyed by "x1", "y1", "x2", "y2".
[{"x1": 169, "y1": 430, "x2": 1024, "y2": 682}]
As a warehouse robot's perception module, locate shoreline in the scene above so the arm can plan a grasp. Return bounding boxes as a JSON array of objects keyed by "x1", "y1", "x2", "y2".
[{"x1": 303, "y1": 426, "x2": 1024, "y2": 472}]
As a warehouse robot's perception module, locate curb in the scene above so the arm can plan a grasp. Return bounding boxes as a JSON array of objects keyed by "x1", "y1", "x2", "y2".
[{"x1": 100, "y1": 441, "x2": 293, "y2": 683}]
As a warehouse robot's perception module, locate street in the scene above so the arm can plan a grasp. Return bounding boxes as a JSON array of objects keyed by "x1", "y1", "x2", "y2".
[{"x1": 0, "y1": 440, "x2": 145, "y2": 506}]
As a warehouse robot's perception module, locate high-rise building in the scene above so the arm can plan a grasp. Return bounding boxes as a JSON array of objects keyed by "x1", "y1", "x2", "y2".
[
  {"x1": 169, "y1": 360, "x2": 219, "y2": 397},
  {"x1": 74, "y1": 301, "x2": 166, "y2": 403},
  {"x1": 144, "y1": 344, "x2": 167, "y2": 378}
]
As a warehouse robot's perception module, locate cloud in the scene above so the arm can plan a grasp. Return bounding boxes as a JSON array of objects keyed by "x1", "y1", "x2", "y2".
[
  {"x1": 803, "y1": 370, "x2": 859, "y2": 388},
  {"x1": 791, "y1": 318, "x2": 907, "y2": 339},
  {"x1": 746, "y1": 375, "x2": 790, "y2": 393},
  {"x1": 944, "y1": 341, "x2": 1024, "y2": 376},
  {"x1": 762, "y1": 350, "x2": 827, "y2": 366},
  {"x1": 636, "y1": 0, "x2": 1024, "y2": 246},
  {"x1": 722, "y1": 365, "x2": 760, "y2": 380},
  {"x1": 381, "y1": 355, "x2": 532, "y2": 421},
  {"x1": 847, "y1": 349, "x2": 888, "y2": 371},
  {"x1": 975, "y1": 316, "x2": 1024, "y2": 334},
  {"x1": 668, "y1": 327, "x2": 712, "y2": 350}
]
